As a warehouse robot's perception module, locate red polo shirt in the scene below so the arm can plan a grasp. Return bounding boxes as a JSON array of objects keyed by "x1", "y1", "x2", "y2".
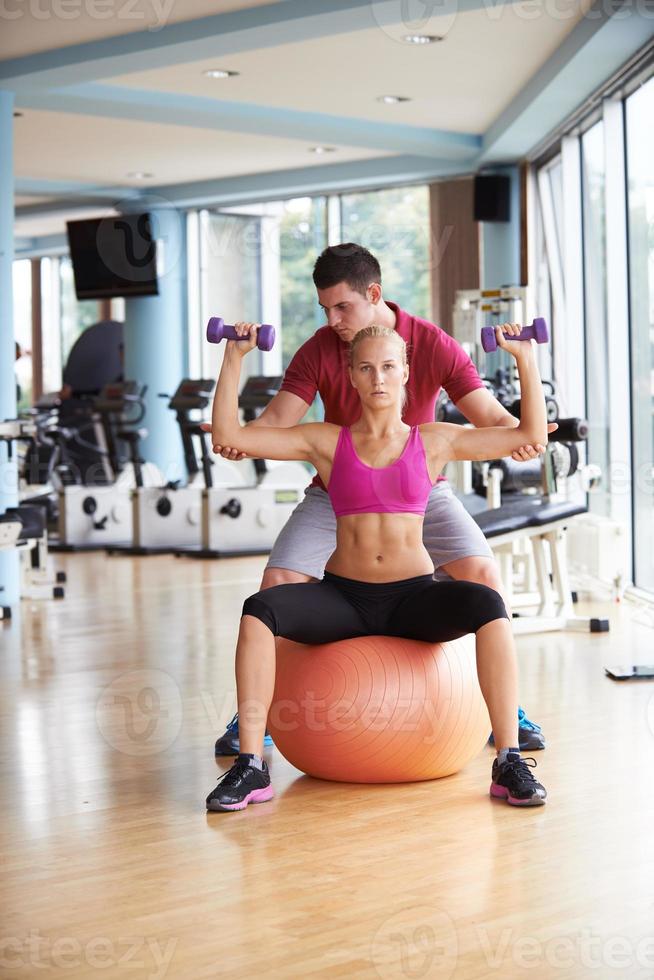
[{"x1": 280, "y1": 302, "x2": 484, "y2": 487}]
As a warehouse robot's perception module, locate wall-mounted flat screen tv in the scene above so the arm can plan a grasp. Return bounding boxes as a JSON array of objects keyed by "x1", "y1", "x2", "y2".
[{"x1": 66, "y1": 213, "x2": 159, "y2": 299}]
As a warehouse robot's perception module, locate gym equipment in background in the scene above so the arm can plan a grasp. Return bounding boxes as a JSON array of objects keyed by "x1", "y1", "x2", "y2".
[
  {"x1": 268, "y1": 634, "x2": 490, "y2": 783},
  {"x1": 438, "y1": 377, "x2": 609, "y2": 634},
  {"x1": 117, "y1": 379, "x2": 216, "y2": 554},
  {"x1": 452, "y1": 285, "x2": 533, "y2": 352},
  {"x1": 0, "y1": 419, "x2": 66, "y2": 609},
  {"x1": 0, "y1": 505, "x2": 66, "y2": 606},
  {"x1": 481, "y1": 318, "x2": 548, "y2": 353},
  {"x1": 196, "y1": 375, "x2": 307, "y2": 558},
  {"x1": 472, "y1": 413, "x2": 589, "y2": 506},
  {"x1": 62, "y1": 319, "x2": 123, "y2": 393},
  {"x1": 206, "y1": 317, "x2": 276, "y2": 351},
  {"x1": 55, "y1": 382, "x2": 162, "y2": 550}
]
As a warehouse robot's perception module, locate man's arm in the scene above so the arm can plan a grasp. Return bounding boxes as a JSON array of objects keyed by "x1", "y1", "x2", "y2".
[
  {"x1": 252, "y1": 390, "x2": 310, "y2": 428},
  {"x1": 206, "y1": 389, "x2": 310, "y2": 458},
  {"x1": 455, "y1": 387, "x2": 518, "y2": 427},
  {"x1": 454, "y1": 387, "x2": 554, "y2": 459}
]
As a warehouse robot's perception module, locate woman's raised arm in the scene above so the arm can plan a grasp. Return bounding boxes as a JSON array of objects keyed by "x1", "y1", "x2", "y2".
[
  {"x1": 211, "y1": 325, "x2": 331, "y2": 464},
  {"x1": 423, "y1": 323, "x2": 549, "y2": 464}
]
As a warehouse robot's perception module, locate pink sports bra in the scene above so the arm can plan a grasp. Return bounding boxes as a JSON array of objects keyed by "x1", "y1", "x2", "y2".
[{"x1": 328, "y1": 426, "x2": 434, "y2": 518}]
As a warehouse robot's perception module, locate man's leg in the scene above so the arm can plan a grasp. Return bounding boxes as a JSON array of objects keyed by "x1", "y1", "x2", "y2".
[
  {"x1": 439, "y1": 555, "x2": 510, "y2": 614},
  {"x1": 423, "y1": 485, "x2": 546, "y2": 751},
  {"x1": 259, "y1": 567, "x2": 316, "y2": 589},
  {"x1": 215, "y1": 488, "x2": 337, "y2": 755}
]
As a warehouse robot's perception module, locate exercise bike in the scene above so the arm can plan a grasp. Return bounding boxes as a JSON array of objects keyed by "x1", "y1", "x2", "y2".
[{"x1": 194, "y1": 375, "x2": 308, "y2": 558}]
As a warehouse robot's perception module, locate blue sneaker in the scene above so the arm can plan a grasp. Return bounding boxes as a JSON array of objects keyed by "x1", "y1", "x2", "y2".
[
  {"x1": 489, "y1": 706, "x2": 546, "y2": 751},
  {"x1": 214, "y1": 713, "x2": 275, "y2": 756}
]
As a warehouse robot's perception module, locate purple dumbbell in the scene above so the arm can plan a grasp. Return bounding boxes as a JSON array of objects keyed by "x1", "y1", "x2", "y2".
[
  {"x1": 481, "y1": 317, "x2": 548, "y2": 353},
  {"x1": 206, "y1": 317, "x2": 276, "y2": 352}
]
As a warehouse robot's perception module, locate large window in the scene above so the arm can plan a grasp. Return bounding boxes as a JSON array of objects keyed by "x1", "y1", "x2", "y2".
[
  {"x1": 626, "y1": 77, "x2": 654, "y2": 592},
  {"x1": 17, "y1": 256, "x2": 102, "y2": 399},
  {"x1": 533, "y1": 62, "x2": 654, "y2": 594},
  {"x1": 197, "y1": 187, "x2": 430, "y2": 375},
  {"x1": 197, "y1": 198, "x2": 329, "y2": 419},
  {"x1": 199, "y1": 210, "x2": 264, "y2": 387},
  {"x1": 279, "y1": 197, "x2": 327, "y2": 371},
  {"x1": 12, "y1": 260, "x2": 32, "y2": 412},
  {"x1": 535, "y1": 157, "x2": 563, "y2": 391},
  {"x1": 340, "y1": 185, "x2": 431, "y2": 318},
  {"x1": 581, "y1": 121, "x2": 610, "y2": 518},
  {"x1": 59, "y1": 257, "x2": 100, "y2": 366}
]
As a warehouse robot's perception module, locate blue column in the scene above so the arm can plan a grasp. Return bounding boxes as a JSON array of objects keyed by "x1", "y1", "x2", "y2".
[
  {"x1": 0, "y1": 91, "x2": 19, "y2": 608},
  {"x1": 122, "y1": 206, "x2": 187, "y2": 483},
  {"x1": 481, "y1": 166, "x2": 521, "y2": 288}
]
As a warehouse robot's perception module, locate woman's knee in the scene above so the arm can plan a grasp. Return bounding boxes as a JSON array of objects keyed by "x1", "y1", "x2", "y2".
[
  {"x1": 466, "y1": 582, "x2": 509, "y2": 629},
  {"x1": 242, "y1": 593, "x2": 278, "y2": 635}
]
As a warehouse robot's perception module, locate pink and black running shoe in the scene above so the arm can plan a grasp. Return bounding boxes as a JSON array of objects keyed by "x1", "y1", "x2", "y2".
[
  {"x1": 206, "y1": 755, "x2": 274, "y2": 812},
  {"x1": 490, "y1": 753, "x2": 547, "y2": 807}
]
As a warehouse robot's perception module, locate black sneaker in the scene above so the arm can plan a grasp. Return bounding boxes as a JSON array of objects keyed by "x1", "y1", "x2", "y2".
[
  {"x1": 206, "y1": 755, "x2": 274, "y2": 812},
  {"x1": 214, "y1": 713, "x2": 274, "y2": 756},
  {"x1": 490, "y1": 753, "x2": 547, "y2": 807}
]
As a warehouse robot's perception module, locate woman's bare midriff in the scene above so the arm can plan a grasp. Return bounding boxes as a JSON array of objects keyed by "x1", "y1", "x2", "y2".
[{"x1": 324, "y1": 513, "x2": 434, "y2": 583}]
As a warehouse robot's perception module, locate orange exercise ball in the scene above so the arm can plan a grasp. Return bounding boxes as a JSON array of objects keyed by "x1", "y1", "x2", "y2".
[{"x1": 268, "y1": 634, "x2": 491, "y2": 783}]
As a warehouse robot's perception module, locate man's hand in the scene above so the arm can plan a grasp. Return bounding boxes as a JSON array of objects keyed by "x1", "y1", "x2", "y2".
[
  {"x1": 511, "y1": 421, "x2": 558, "y2": 461},
  {"x1": 199, "y1": 422, "x2": 249, "y2": 460}
]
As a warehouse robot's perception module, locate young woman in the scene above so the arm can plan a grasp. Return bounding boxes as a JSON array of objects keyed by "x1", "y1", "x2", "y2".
[{"x1": 207, "y1": 321, "x2": 548, "y2": 812}]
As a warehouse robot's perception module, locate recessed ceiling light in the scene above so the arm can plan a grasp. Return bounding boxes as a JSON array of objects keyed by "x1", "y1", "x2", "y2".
[
  {"x1": 127, "y1": 171, "x2": 154, "y2": 180},
  {"x1": 203, "y1": 69, "x2": 239, "y2": 79},
  {"x1": 377, "y1": 95, "x2": 411, "y2": 104},
  {"x1": 402, "y1": 34, "x2": 443, "y2": 44},
  {"x1": 308, "y1": 146, "x2": 336, "y2": 154}
]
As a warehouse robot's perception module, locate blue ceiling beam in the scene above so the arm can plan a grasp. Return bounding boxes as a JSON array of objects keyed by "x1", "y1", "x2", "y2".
[
  {"x1": 149, "y1": 154, "x2": 470, "y2": 209},
  {"x1": 15, "y1": 232, "x2": 69, "y2": 258},
  {"x1": 480, "y1": 4, "x2": 654, "y2": 162},
  {"x1": 13, "y1": 154, "x2": 470, "y2": 231},
  {"x1": 0, "y1": 0, "x2": 487, "y2": 91},
  {"x1": 17, "y1": 83, "x2": 481, "y2": 160},
  {"x1": 14, "y1": 155, "x2": 471, "y2": 223},
  {"x1": 16, "y1": 176, "x2": 139, "y2": 200}
]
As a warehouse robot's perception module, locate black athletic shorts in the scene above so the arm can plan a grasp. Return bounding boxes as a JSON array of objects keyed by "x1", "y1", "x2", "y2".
[{"x1": 242, "y1": 571, "x2": 508, "y2": 645}]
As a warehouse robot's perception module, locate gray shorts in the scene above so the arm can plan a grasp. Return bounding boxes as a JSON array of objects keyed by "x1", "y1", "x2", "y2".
[{"x1": 266, "y1": 483, "x2": 494, "y2": 582}]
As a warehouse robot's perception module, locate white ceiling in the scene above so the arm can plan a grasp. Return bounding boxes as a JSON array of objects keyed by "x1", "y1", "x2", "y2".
[
  {"x1": 15, "y1": 206, "x2": 118, "y2": 242},
  {"x1": 111, "y1": 6, "x2": 590, "y2": 133},
  {"x1": 15, "y1": 195, "x2": 55, "y2": 207},
  {"x1": 6, "y1": 0, "x2": 629, "y2": 245},
  {"x1": 1, "y1": 0, "x2": 280, "y2": 60},
  {"x1": 14, "y1": 108, "x2": 389, "y2": 188}
]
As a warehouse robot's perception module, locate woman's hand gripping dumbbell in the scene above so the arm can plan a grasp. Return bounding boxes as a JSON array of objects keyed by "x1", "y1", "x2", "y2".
[
  {"x1": 207, "y1": 317, "x2": 276, "y2": 351},
  {"x1": 203, "y1": 320, "x2": 271, "y2": 458},
  {"x1": 486, "y1": 320, "x2": 557, "y2": 460},
  {"x1": 481, "y1": 317, "x2": 548, "y2": 353}
]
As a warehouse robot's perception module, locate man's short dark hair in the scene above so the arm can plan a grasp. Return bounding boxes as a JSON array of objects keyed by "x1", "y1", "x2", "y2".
[{"x1": 312, "y1": 243, "x2": 382, "y2": 296}]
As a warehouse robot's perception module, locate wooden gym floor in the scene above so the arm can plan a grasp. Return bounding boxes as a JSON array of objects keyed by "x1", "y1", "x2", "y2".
[{"x1": 1, "y1": 551, "x2": 653, "y2": 979}]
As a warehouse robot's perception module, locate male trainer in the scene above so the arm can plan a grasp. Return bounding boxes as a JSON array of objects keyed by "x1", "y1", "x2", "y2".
[{"x1": 212, "y1": 244, "x2": 550, "y2": 755}]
